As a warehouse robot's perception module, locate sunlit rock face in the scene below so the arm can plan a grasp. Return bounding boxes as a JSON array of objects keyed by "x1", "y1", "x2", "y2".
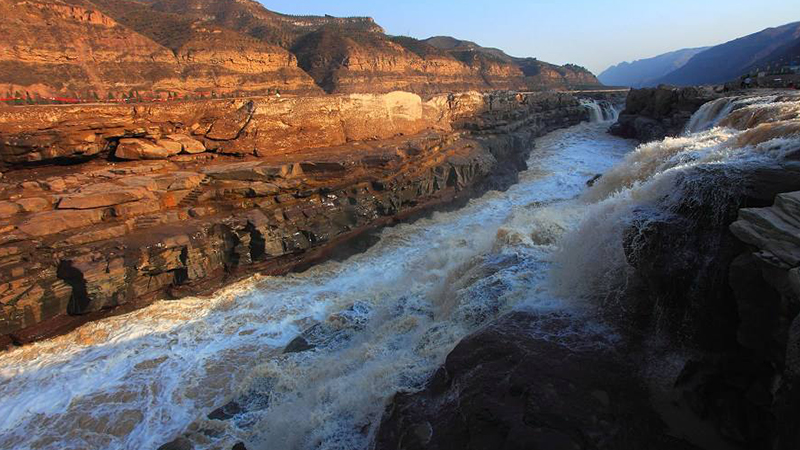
[
  {"x1": 0, "y1": 0, "x2": 601, "y2": 98},
  {"x1": 0, "y1": 90, "x2": 590, "y2": 345}
]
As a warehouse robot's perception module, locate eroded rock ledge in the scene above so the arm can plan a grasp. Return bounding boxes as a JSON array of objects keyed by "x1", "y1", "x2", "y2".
[{"x1": 0, "y1": 91, "x2": 589, "y2": 347}]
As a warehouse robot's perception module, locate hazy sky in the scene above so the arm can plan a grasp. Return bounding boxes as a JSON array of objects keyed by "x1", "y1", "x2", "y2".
[{"x1": 261, "y1": 0, "x2": 798, "y2": 74}]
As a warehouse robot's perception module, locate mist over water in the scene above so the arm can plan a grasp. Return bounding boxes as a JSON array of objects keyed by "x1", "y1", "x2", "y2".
[
  {"x1": 0, "y1": 102, "x2": 681, "y2": 450},
  {"x1": 553, "y1": 92, "x2": 800, "y2": 307}
]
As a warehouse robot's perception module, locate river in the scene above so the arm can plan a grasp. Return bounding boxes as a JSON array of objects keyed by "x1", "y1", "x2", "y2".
[{"x1": 0, "y1": 108, "x2": 636, "y2": 450}]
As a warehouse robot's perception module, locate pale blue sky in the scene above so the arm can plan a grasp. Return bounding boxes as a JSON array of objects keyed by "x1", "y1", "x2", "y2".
[{"x1": 261, "y1": 0, "x2": 799, "y2": 74}]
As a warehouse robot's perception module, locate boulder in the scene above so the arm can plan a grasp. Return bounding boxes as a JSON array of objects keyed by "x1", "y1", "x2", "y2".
[
  {"x1": 207, "y1": 401, "x2": 243, "y2": 421},
  {"x1": 155, "y1": 138, "x2": 184, "y2": 155},
  {"x1": 16, "y1": 197, "x2": 50, "y2": 213},
  {"x1": 157, "y1": 437, "x2": 193, "y2": 450},
  {"x1": 154, "y1": 172, "x2": 205, "y2": 191},
  {"x1": 375, "y1": 312, "x2": 690, "y2": 450},
  {"x1": 283, "y1": 336, "x2": 314, "y2": 354},
  {"x1": 166, "y1": 134, "x2": 206, "y2": 154},
  {"x1": 201, "y1": 162, "x2": 282, "y2": 182},
  {"x1": 0, "y1": 201, "x2": 20, "y2": 219},
  {"x1": 115, "y1": 138, "x2": 174, "y2": 160}
]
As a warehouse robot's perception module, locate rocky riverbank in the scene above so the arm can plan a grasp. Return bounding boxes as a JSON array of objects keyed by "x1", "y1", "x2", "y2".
[
  {"x1": 377, "y1": 89, "x2": 800, "y2": 450},
  {"x1": 0, "y1": 90, "x2": 592, "y2": 348}
]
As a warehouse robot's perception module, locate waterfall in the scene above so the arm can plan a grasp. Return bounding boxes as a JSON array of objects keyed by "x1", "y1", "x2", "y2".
[
  {"x1": 684, "y1": 97, "x2": 737, "y2": 133},
  {"x1": 684, "y1": 94, "x2": 782, "y2": 134},
  {"x1": 581, "y1": 99, "x2": 619, "y2": 123},
  {"x1": 553, "y1": 92, "x2": 800, "y2": 308}
]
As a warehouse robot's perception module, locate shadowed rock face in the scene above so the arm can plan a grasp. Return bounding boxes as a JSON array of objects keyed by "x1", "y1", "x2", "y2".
[
  {"x1": 0, "y1": 90, "x2": 589, "y2": 346},
  {"x1": 609, "y1": 86, "x2": 719, "y2": 141},
  {"x1": 375, "y1": 312, "x2": 695, "y2": 450},
  {"x1": 603, "y1": 90, "x2": 800, "y2": 449}
]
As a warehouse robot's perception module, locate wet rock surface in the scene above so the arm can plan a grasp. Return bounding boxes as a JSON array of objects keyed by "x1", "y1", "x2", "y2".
[
  {"x1": 375, "y1": 312, "x2": 696, "y2": 450},
  {"x1": 0, "y1": 90, "x2": 589, "y2": 346},
  {"x1": 603, "y1": 90, "x2": 800, "y2": 449}
]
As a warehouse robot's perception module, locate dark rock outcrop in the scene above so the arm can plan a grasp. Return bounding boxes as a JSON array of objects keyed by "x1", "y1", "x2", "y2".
[
  {"x1": 605, "y1": 93, "x2": 800, "y2": 449},
  {"x1": 375, "y1": 312, "x2": 696, "y2": 450},
  {"x1": 609, "y1": 86, "x2": 719, "y2": 141}
]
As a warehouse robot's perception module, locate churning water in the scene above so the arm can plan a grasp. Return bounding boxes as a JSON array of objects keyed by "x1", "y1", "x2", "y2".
[
  {"x1": 0, "y1": 102, "x2": 629, "y2": 450},
  {"x1": 2, "y1": 93, "x2": 797, "y2": 450},
  {"x1": 554, "y1": 92, "x2": 800, "y2": 305}
]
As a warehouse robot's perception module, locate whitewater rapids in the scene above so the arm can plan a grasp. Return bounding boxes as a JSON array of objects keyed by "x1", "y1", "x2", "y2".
[
  {"x1": 0, "y1": 102, "x2": 632, "y2": 450},
  {"x1": 553, "y1": 92, "x2": 800, "y2": 306}
]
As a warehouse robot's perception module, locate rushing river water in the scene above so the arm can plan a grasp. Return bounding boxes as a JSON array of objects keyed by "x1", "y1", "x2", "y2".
[{"x1": 0, "y1": 110, "x2": 635, "y2": 450}]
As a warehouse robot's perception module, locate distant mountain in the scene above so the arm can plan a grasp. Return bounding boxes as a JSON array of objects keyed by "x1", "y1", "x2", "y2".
[
  {"x1": 422, "y1": 36, "x2": 601, "y2": 90},
  {"x1": 658, "y1": 21, "x2": 800, "y2": 86},
  {"x1": 746, "y1": 33, "x2": 800, "y2": 73},
  {"x1": 598, "y1": 47, "x2": 710, "y2": 87}
]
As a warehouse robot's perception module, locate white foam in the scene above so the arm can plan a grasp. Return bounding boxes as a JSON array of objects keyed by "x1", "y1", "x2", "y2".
[
  {"x1": 0, "y1": 122, "x2": 634, "y2": 450},
  {"x1": 553, "y1": 94, "x2": 800, "y2": 306}
]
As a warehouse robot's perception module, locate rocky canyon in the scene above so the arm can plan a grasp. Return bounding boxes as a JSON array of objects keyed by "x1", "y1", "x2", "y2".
[{"x1": 2, "y1": 2, "x2": 800, "y2": 450}]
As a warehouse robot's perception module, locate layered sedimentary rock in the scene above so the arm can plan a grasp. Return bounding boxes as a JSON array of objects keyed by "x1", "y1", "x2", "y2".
[
  {"x1": 0, "y1": 90, "x2": 589, "y2": 346},
  {"x1": 0, "y1": 0, "x2": 321, "y2": 98},
  {"x1": 1, "y1": 0, "x2": 601, "y2": 98},
  {"x1": 0, "y1": 0, "x2": 180, "y2": 98},
  {"x1": 609, "y1": 85, "x2": 720, "y2": 141},
  {"x1": 729, "y1": 195, "x2": 800, "y2": 450},
  {"x1": 291, "y1": 31, "x2": 528, "y2": 95}
]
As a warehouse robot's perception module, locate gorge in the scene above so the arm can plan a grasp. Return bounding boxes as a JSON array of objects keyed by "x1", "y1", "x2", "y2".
[
  {"x1": 3, "y1": 87, "x2": 800, "y2": 450},
  {"x1": 2, "y1": 2, "x2": 800, "y2": 450}
]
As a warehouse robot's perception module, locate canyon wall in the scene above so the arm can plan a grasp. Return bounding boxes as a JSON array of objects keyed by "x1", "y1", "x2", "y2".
[
  {"x1": 1, "y1": 0, "x2": 601, "y2": 98},
  {"x1": 0, "y1": 91, "x2": 589, "y2": 347},
  {"x1": 1, "y1": 0, "x2": 322, "y2": 98}
]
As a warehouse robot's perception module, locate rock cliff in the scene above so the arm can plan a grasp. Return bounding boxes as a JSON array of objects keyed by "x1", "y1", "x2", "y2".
[
  {"x1": 0, "y1": 90, "x2": 589, "y2": 347},
  {"x1": 1, "y1": 0, "x2": 602, "y2": 98}
]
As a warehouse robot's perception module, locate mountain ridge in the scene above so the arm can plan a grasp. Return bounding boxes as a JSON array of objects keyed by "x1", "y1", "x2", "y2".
[
  {"x1": 0, "y1": 0, "x2": 600, "y2": 98},
  {"x1": 658, "y1": 21, "x2": 800, "y2": 86},
  {"x1": 598, "y1": 47, "x2": 710, "y2": 87}
]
